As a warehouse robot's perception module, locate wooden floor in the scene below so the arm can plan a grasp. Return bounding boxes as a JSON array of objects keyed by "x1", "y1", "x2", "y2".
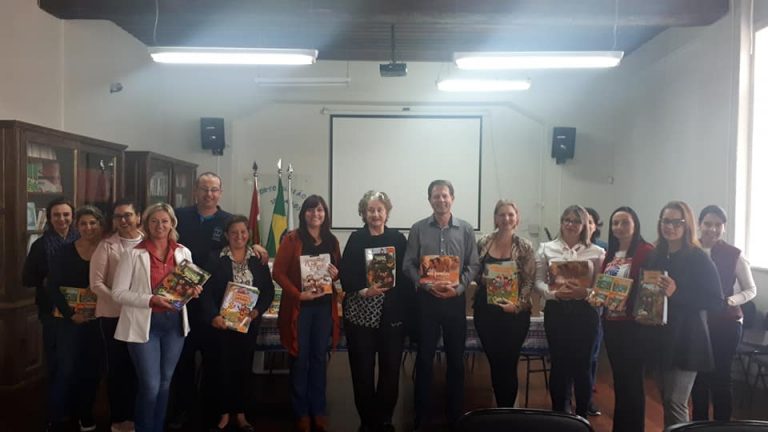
[{"x1": 2, "y1": 347, "x2": 768, "y2": 432}]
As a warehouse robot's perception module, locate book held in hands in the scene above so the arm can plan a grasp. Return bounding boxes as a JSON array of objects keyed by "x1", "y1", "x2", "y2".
[
  {"x1": 590, "y1": 274, "x2": 633, "y2": 312},
  {"x1": 300, "y1": 254, "x2": 333, "y2": 294},
  {"x1": 365, "y1": 246, "x2": 396, "y2": 289},
  {"x1": 154, "y1": 259, "x2": 211, "y2": 310},
  {"x1": 220, "y1": 282, "x2": 260, "y2": 333},
  {"x1": 53, "y1": 286, "x2": 97, "y2": 320},
  {"x1": 483, "y1": 261, "x2": 519, "y2": 306},
  {"x1": 633, "y1": 270, "x2": 668, "y2": 325},
  {"x1": 419, "y1": 255, "x2": 460, "y2": 285},
  {"x1": 548, "y1": 260, "x2": 592, "y2": 291}
]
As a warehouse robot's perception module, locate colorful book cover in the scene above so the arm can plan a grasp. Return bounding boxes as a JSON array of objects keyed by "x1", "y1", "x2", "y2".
[
  {"x1": 265, "y1": 286, "x2": 281, "y2": 318},
  {"x1": 633, "y1": 270, "x2": 668, "y2": 325},
  {"x1": 154, "y1": 259, "x2": 211, "y2": 310},
  {"x1": 53, "y1": 286, "x2": 97, "y2": 320},
  {"x1": 484, "y1": 261, "x2": 519, "y2": 305},
  {"x1": 365, "y1": 246, "x2": 396, "y2": 289},
  {"x1": 299, "y1": 254, "x2": 333, "y2": 294},
  {"x1": 419, "y1": 255, "x2": 460, "y2": 285},
  {"x1": 548, "y1": 260, "x2": 592, "y2": 291},
  {"x1": 219, "y1": 282, "x2": 260, "y2": 333},
  {"x1": 591, "y1": 274, "x2": 633, "y2": 312}
]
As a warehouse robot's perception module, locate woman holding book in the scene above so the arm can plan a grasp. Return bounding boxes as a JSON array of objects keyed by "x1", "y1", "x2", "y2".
[
  {"x1": 641, "y1": 200, "x2": 722, "y2": 427},
  {"x1": 691, "y1": 205, "x2": 757, "y2": 421},
  {"x1": 274, "y1": 195, "x2": 341, "y2": 432},
  {"x1": 534, "y1": 205, "x2": 604, "y2": 418},
  {"x1": 89, "y1": 198, "x2": 143, "y2": 432},
  {"x1": 339, "y1": 191, "x2": 408, "y2": 432},
  {"x1": 595, "y1": 207, "x2": 655, "y2": 432},
  {"x1": 473, "y1": 200, "x2": 535, "y2": 408},
  {"x1": 112, "y1": 203, "x2": 201, "y2": 432},
  {"x1": 201, "y1": 214, "x2": 275, "y2": 432},
  {"x1": 46, "y1": 205, "x2": 105, "y2": 431}
]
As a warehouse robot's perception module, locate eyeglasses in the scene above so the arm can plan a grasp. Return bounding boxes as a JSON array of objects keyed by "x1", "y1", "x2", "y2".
[
  {"x1": 660, "y1": 218, "x2": 686, "y2": 228},
  {"x1": 112, "y1": 213, "x2": 135, "y2": 220},
  {"x1": 561, "y1": 218, "x2": 583, "y2": 226},
  {"x1": 198, "y1": 187, "x2": 221, "y2": 194}
]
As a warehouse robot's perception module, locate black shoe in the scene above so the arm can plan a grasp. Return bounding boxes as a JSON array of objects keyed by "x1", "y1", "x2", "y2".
[
  {"x1": 587, "y1": 403, "x2": 602, "y2": 416},
  {"x1": 563, "y1": 404, "x2": 573, "y2": 415}
]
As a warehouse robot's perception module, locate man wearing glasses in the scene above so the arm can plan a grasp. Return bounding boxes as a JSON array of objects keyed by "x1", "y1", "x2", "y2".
[{"x1": 169, "y1": 171, "x2": 268, "y2": 428}]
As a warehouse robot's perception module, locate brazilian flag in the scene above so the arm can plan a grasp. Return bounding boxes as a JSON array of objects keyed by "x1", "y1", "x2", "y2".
[{"x1": 266, "y1": 177, "x2": 287, "y2": 257}]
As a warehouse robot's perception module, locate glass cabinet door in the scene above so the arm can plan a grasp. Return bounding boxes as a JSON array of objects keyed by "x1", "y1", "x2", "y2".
[
  {"x1": 148, "y1": 159, "x2": 173, "y2": 205},
  {"x1": 79, "y1": 151, "x2": 117, "y2": 216},
  {"x1": 173, "y1": 166, "x2": 195, "y2": 207},
  {"x1": 25, "y1": 138, "x2": 76, "y2": 233}
]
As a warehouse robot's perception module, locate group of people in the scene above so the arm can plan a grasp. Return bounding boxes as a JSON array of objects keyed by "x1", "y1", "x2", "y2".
[{"x1": 24, "y1": 172, "x2": 757, "y2": 432}]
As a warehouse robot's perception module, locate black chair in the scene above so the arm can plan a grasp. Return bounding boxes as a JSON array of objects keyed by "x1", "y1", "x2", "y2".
[
  {"x1": 665, "y1": 420, "x2": 768, "y2": 431},
  {"x1": 456, "y1": 408, "x2": 594, "y2": 432},
  {"x1": 735, "y1": 307, "x2": 768, "y2": 404}
]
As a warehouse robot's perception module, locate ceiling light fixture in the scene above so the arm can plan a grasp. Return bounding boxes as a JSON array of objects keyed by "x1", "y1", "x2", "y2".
[
  {"x1": 149, "y1": 47, "x2": 318, "y2": 65},
  {"x1": 436, "y1": 79, "x2": 531, "y2": 92},
  {"x1": 254, "y1": 77, "x2": 351, "y2": 87},
  {"x1": 454, "y1": 51, "x2": 624, "y2": 70}
]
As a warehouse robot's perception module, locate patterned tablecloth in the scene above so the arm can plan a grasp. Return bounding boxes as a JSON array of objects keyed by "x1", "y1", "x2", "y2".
[{"x1": 255, "y1": 314, "x2": 548, "y2": 355}]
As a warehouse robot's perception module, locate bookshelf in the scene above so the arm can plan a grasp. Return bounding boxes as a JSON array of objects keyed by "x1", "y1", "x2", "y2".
[{"x1": 125, "y1": 151, "x2": 197, "y2": 210}]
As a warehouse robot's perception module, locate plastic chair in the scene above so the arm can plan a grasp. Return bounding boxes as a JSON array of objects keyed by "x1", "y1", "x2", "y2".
[
  {"x1": 665, "y1": 420, "x2": 768, "y2": 431},
  {"x1": 456, "y1": 408, "x2": 594, "y2": 432}
]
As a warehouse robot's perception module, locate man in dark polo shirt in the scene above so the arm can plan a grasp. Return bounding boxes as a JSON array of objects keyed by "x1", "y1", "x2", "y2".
[
  {"x1": 403, "y1": 179, "x2": 480, "y2": 430},
  {"x1": 169, "y1": 171, "x2": 267, "y2": 428}
]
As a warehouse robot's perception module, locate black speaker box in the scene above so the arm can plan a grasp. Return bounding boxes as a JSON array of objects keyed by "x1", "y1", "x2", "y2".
[
  {"x1": 201, "y1": 118, "x2": 225, "y2": 153},
  {"x1": 551, "y1": 127, "x2": 576, "y2": 164}
]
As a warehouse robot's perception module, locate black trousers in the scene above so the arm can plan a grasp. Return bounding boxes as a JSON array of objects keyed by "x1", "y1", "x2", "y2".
[
  {"x1": 100, "y1": 317, "x2": 136, "y2": 423},
  {"x1": 346, "y1": 321, "x2": 405, "y2": 429},
  {"x1": 691, "y1": 318, "x2": 742, "y2": 421},
  {"x1": 474, "y1": 305, "x2": 530, "y2": 407},
  {"x1": 543, "y1": 300, "x2": 598, "y2": 418},
  {"x1": 604, "y1": 319, "x2": 660, "y2": 432},
  {"x1": 414, "y1": 292, "x2": 467, "y2": 425},
  {"x1": 207, "y1": 327, "x2": 257, "y2": 416}
]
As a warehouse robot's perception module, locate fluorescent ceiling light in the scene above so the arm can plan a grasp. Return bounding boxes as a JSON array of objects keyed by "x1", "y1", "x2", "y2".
[
  {"x1": 454, "y1": 51, "x2": 624, "y2": 70},
  {"x1": 254, "y1": 77, "x2": 350, "y2": 87},
  {"x1": 437, "y1": 79, "x2": 531, "y2": 92},
  {"x1": 149, "y1": 47, "x2": 318, "y2": 65}
]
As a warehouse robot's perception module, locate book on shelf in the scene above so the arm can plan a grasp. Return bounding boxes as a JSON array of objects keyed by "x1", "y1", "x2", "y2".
[
  {"x1": 299, "y1": 254, "x2": 333, "y2": 294},
  {"x1": 35, "y1": 210, "x2": 47, "y2": 231},
  {"x1": 265, "y1": 286, "x2": 282, "y2": 318},
  {"x1": 590, "y1": 273, "x2": 633, "y2": 312},
  {"x1": 219, "y1": 282, "x2": 261, "y2": 333},
  {"x1": 26, "y1": 202, "x2": 37, "y2": 230},
  {"x1": 419, "y1": 255, "x2": 460, "y2": 286},
  {"x1": 52, "y1": 286, "x2": 97, "y2": 320},
  {"x1": 483, "y1": 261, "x2": 520, "y2": 305},
  {"x1": 153, "y1": 259, "x2": 211, "y2": 310},
  {"x1": 365, "y1": 246, "x2": 396, "y2": 289},
  {"x1": 548, "y1": 260, "x2": 592, "y2": 291},
  {"x1": 633, "y1": 270, "x2": 668, "y2": 325}
]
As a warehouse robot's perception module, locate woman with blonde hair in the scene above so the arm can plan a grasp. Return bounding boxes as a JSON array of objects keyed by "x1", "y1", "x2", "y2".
[
  {"x1": 112, "y1": 203, "x2": 202, "y2": 432},
  {"x1": 641, "y1": 200, "x2": 722, "y2": 427},
  {"x1": 534, "y1": 205, "x2": 604, "y2": 418},
  {"x1": 474, "y1": 200, "x2": 535, "y2": 407}
]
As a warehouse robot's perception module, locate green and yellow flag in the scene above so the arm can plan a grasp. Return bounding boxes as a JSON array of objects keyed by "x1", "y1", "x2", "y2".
[{"x1": 266, "y1": 177, "x2": 287, "y2": 257}]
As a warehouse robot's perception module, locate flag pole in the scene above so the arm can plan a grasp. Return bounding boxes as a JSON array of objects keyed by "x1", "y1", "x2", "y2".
[
  {"x1": 287, "y1": 163, "x2": 294, "y2": 231},
  {"x1": 250, "y1": 162, "x2": 261, "y2": 245}
]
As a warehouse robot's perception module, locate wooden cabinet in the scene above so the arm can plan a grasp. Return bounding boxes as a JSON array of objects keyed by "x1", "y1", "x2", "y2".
[
  {"x1": 0, "y1": 120, "x2": 126, "y2": 389},
  {"x1": 125, "y1": 151, "x2": 197, "y2": 209}
]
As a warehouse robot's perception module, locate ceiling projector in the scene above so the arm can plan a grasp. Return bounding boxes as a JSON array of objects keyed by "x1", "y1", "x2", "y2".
[{"x1": 379, "y1": 62, "x2": 407, "y2": 77}]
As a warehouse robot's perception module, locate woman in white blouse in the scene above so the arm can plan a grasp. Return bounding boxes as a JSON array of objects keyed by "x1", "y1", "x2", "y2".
[
  {"x1": 535, "y1": 205, "x2": 605, "y2": 418},
  {"x1": 691, "y1": 205, "x2": 757, "y2": 421}
]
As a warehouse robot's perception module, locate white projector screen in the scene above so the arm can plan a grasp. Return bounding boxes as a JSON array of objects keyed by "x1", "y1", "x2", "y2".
[{"x1": 330, "y1": 115, "x2": 482, "y2": 230}]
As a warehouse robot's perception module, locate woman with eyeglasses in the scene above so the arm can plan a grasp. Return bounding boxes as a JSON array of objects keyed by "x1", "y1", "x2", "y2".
[
  {"x1": 474, "y1": 200, "x2": 536, "y2": 408},
  {"x1": 690, "y1": 205, "x2": 757, "y2": 421},
  {"x1": 642, "y1": 201, "x2": 722, "y2": 427},
  {"x1": 594, "y1": 207, "x2": 656, "y2": 432},
  {"x1": 535, "y1": 205, "x2": 605, "y2": 418},
  {"x1": 90, "y1": 199, "x2": 144, "y2": 432}
]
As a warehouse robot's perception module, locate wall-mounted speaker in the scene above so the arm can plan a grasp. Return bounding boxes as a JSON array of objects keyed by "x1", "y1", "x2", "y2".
[
  {"x1": 201, "y1": 117, "x2": 225, "y2": 155},
  {"x1": 551, "y1": 127, "x2": 576, "y2": 164}
]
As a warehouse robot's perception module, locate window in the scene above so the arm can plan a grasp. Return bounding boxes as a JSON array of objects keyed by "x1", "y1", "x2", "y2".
[{"x1": 747, "y1": 27, "x2": 768, "y2": 267}]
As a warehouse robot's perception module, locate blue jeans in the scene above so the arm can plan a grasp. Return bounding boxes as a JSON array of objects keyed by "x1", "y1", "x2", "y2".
[
  {"x1": 128, "y1": 312, "x2": 185, "y2": 432},
  {"x1": 290, "y1": 303, "x2": 333, "y2": 418}
]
